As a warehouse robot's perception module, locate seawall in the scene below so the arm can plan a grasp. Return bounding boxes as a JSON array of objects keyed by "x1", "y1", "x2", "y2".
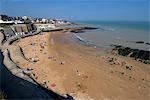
[{"x1": 0, "y1": 31, "x2": 73, "y2": 99}]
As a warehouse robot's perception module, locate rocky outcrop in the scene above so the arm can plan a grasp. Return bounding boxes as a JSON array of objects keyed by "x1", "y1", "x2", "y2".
[
  {"x1": 128, "y1": 41, "x2": 150, "y2": 45},
  {"x1": 111, "y1": 44, "x2": 150, "y2": 64},
  {"x1": 145, "y1": 42, "x2": 150, "y2": 45},
  {"x1": 83, "y1": 27, "x2": 99, "y2": 30}
]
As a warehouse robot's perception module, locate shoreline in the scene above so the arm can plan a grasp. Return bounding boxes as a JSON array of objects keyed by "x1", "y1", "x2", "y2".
[
  {"x1": 1, "y1": 28, "x2": 150, "y2": 99},
  {"x1": 16, "y1": 30, "x2": 150, "y2": 99}
]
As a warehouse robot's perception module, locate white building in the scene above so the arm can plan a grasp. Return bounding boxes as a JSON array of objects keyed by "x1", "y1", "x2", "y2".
[
  {"x1": 22, "y1": 16, "x2": 28, "y2": 20},
  {"x1": 35, "y1": 24, "x2": 56, "y2": 31},
  {"x1": 14, "y1": 20, "x2": 24, "y2": 24},
  {"x1": 42, "y1": 18, "x2": 48, "y2": 23},
  {"x1": 0, "y1": 19, "x2": 14, "y2": 24}
]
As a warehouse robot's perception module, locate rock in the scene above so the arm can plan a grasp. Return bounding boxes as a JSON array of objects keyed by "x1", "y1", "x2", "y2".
[
  {"x1": 145, "y1": 42, "x2": 150, "y2": 45},
  {"x1": 83, "y1": 27, "x2": 99, "y2": 30},
  {"x1": 33, "y1": 60, "x2": 38, "y2": 63},
  {"x1": 143, "y1": 60, "x2": 150, "y2": 64},
  {"x1": 76, "y1": 82, "x2": 81, "y2": 89},
  {"x1": 130, "y1": 50, "x2": 149, "y2": 60},
  {"x1": 135, "y1": 41, "x2": 144, "y2": 44},
  {"x1": 30, "y1": 57, "x2": 39, "y2": 63},
  {"x1": 125, "y1": 66, "x2": 132, "y2": 70},
  {"x1": 107, "y1": 57, "x2": 118, "y2": 65},
  {"x1": 40, "y1": 44, "x2": 45, "y2": 49},
  {"x1": 129, "y1": 76, "x2": 132, "y2": 79},
  {"x1": 118, "y1": 47, "x2": 132, "y2": 56},
  {"x1": 111, "y1": 44, "x2": 150, "y2": 64}
]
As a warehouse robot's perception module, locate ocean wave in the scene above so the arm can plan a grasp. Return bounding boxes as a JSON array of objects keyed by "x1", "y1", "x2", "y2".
[
  {"x1": 98, "y1": 27, "x2": 115, "y2": 31},
  {"x1": 73, "y1": 33, "x2": 87, "y2": 43},
  {"x1": 73, "y1": 33, "x2": 105, "y2": 48}
]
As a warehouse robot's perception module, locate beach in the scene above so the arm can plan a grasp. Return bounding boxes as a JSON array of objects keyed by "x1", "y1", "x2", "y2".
[
  {"x1": 11, "y1": 30, "x2": 150, "y2": 100},
  {"x1": 1, "y1": 0, "x2": 149, "y2": 99}
]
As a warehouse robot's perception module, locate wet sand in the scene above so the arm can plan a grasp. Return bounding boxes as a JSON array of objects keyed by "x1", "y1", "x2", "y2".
[{"x1": 15, "y1": 31, "x2": 150, "y2": 100}]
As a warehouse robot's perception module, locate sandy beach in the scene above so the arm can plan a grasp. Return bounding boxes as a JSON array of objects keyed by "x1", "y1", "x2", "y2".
[{"x1": 12, "y1": 30, "x2": 150, "y2": 100}]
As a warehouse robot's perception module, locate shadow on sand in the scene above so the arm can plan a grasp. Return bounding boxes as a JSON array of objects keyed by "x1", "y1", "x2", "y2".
[{"x1": 0, "y1": 51, "x2": 74, "y2": 99}]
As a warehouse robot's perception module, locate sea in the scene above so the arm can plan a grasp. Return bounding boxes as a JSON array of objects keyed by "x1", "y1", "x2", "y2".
[{"x1": 74, "y1": 21, "x2": 150, "y2": 51}]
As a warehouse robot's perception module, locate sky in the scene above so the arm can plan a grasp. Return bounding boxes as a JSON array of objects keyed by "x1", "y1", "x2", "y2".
[{"x1": 0, "y1": 0, "x2": 149, "y2": 21}]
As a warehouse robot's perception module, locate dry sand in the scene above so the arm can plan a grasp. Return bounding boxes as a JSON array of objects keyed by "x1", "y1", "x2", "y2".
[{"x1": 14, "y1": 31, "x2": 150, "y2": 100}]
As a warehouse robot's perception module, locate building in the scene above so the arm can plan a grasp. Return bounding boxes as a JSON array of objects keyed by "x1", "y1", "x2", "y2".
[
  {"x1": 12, "y1": 23, "x2": 37, "y2": 36},
  {"x1": 0, "y1": 19, "x2": 14, "y2": 25},
  {"x1": 14, "y1": 20, "x2": 24, "y2": 24},
  {"x1": 35, "y1": 23, "x2": 56, "y2": 31},
  {"x1": 3, "y1": 26, "x2": 16, "y2": 39},
  {"x1": 0, "y1": 15, "x2": 14, "y2": 25}
]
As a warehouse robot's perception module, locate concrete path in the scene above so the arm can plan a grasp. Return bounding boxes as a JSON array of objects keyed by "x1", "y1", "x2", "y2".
[{"x1": 0, "y1": 32, "x2": 74, "y2": 99}]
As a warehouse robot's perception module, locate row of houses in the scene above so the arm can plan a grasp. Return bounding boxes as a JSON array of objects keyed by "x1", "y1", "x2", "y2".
[
  {"x1": 0, "y1": 15, "x2": 71, "y2": 25},
  {"x1": 1, "y1": 23, "x2": 37, "y2": 39},
  {"x1": 0, "y1": 15, "x2": 71, "y2": 39},
  {"x1": 0, "y1": 16, "x2": 37, "y2": 39},
  {"x1": 33, "y1": 18, "x2": 70, "y2": 24}
]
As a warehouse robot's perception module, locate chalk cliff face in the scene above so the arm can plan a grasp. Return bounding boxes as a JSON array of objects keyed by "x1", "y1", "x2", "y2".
[{"x1": 0, "y1": 32, "x2": 73, "y2": 99}]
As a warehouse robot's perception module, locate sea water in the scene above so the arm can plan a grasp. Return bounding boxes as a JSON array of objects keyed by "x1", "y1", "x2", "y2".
[{"x1": 75, "y1": 21, "x2": 150, "y2": 51}]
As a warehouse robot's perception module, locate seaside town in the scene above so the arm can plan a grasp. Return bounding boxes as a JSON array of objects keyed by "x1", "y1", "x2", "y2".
[
  {"x1": 0, "y1": 15, "x2": 71, "y2": 39},
  {"x1": 0, "y1": 14, "x2": 150, "y2": 100}
]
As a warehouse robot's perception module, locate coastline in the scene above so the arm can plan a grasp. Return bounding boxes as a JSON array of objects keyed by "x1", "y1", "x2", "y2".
[
  {"x1": 1, "y1": 28, "x2": 150, "y2": 99},
  {"x1": 0, "y1": 31, "x2": 73, "y2": 99},
  {"x1": 14, "y1": 30, "x2": 150, "y2": 99}
]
